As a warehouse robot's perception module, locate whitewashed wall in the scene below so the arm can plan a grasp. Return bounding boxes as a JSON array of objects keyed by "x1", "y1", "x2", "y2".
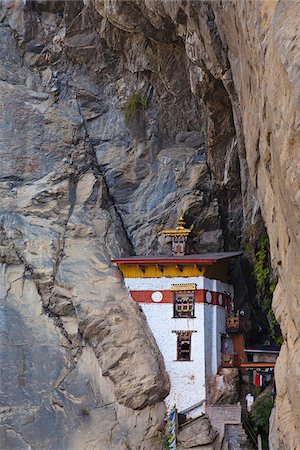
[
  {"x1": 128, "y1": 275, "x2": 230, "y2": 413},
  {"x1": 124, "y1": 276, "x2": 233, "y2": 295},
  {"x1": 215, "y1": 305, "x2": 226, "y2": 369},
  {"x1": 204, "y1": 304, "x2": 226, "y2": 382},
  {"x1": 204, "y1": 304, "x2": 214, "y2": 379},
  {"x1": 141, "y1": 302, "x2": 206, "y2": 412}
]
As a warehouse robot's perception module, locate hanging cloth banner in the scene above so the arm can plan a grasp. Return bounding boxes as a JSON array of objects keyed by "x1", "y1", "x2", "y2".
[
  {"x1": 255, "y1": 373, "x2": 260, "y2": 388},
  {"x1": 168, "y1": 406, "x2": 177, "y2": 449}
]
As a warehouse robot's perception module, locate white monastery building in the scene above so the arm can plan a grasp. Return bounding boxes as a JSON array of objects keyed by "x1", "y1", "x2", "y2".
[{"x1": 112, "y1": 213, "x2": 242, "y2": 414}]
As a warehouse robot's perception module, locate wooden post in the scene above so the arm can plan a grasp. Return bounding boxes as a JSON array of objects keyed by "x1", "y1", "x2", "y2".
[{"x1": 258, "y1": 434, "x2": 262, "y2": 450}]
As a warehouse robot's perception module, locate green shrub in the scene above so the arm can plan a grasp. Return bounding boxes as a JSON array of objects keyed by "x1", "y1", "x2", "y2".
[
  {"x1": 254, "y1": 236, "x2": 270, "y2": 300},
  {"x1": 122, "y1": 92, "x2": 148, "y2": 125},
  {"x1": 251, "y1": 394, "x2": 274, "y2": 436},
  {"x1": 245, "y1": 234, "x2": 282, "y2": 345}
]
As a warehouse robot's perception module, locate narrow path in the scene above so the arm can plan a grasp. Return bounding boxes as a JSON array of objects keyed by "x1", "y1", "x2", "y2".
[{"x1": 225, "y1": 424, "x2": 255, "y2": 450}]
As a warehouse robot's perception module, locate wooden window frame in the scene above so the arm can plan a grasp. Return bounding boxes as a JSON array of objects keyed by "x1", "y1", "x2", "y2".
[
  {"x1": 173, "y1": 290, "x2": 195, "y2": 318},
  {"x1": 172, "y1": 235, "x2": 188, "y2": 256},
  {"x1": 174, "y1": 331, "x2": 194, "y2": 361}
]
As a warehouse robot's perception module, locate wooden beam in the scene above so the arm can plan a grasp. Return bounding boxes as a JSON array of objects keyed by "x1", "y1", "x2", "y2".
[
  {"x1": 138, "y1": 265, "x2": 145, "y2": 273},
  {"x1": 240, "y1": 362, "x2": 276, "y2": 368},
  {"x1": 176, "y1": 264, "x2": 183, "y2": 272}
]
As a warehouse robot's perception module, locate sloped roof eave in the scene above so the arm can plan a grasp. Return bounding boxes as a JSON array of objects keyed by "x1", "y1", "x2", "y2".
[{"x1": 111, "y1": 251, "x2": 243, "y2": 265}]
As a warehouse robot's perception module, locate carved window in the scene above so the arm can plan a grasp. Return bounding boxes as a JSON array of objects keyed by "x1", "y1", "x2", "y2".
[
  {"x1": 173, "y1": 290, "x2": 195, "y2": 318},
  {"x1": 172, "y1": 236, "x2": 187, "y2": 256},
  {"x1": 176, "y1": 331, "x2": 192, "y2": 361}
]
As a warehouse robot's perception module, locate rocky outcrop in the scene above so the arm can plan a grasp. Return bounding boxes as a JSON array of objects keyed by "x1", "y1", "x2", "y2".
[
  {"x1": 1, "y1": 0, "x2": 299, "y2": 448},
  {"x1": 178, "y1": 415, "x2": 217, "y2": 449},
  {"x1": 203, "y1": 4, "x2": 300, "y2": 447},
  {"x1": 0, "y1": 3, "x2": 170, "y2": 448},
  {"x1": 207, "y1": 368, "x2": 239, "y2": 405}
]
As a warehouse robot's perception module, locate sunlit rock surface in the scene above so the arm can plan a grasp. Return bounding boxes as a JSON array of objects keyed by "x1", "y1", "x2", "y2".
[
  {"x1": 207, "y1": 368, "x2": 239, "y2": 405},
  {"x1": 0, "y1": 0, "x2": 299, "y2": 448},
  {"x1": 0, "y1": 3, "x2": 169, "y2": 448}
]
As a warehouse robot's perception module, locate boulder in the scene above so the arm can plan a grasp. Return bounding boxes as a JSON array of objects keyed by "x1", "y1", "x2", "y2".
[
  {"x1": 178, "y1": 415, "x2": 217, "y2": 449},
  {"x1": 207, "y1": 368, "x2": 239, "y2": 405}
]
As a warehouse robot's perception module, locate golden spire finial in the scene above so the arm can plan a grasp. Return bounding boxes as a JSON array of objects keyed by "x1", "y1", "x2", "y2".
[
  {"x1": 161, "y1": 211, "x2": 191, "y2": 237},
  {"x1": 176, "y1": 211, "x2": 186, "y2": 230}
]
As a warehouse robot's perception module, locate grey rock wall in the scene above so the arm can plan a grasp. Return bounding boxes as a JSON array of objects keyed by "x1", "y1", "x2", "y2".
[
  {"x1": 1, "y1": 0, "x2": 298, "y2": 448},
  {"x1": 0, "y1": 2, "x2": 170, "y2": 448}
]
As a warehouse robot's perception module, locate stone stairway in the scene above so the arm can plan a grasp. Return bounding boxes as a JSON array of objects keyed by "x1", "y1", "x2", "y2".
[
  {"x1": 178, "y1": 404, "x2": 257, "y2": 449},
  {"x1": 206, "y1": 404, "x2": 241, "y2": 449},
  {"x1": 225, "y1": 424, "x2": 255, "y2": 450}
]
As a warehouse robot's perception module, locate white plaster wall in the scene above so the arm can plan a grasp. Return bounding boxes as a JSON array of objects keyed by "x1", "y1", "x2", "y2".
[
  {"x1": 215, "y1": 305, "x2": 226, "y2": 369},
  {"x1": 127, "y1": 275, "x2": 229, "y2": 413},
  {"x1": 204, "y1": 304, "x2": 214, "y2": 379},
  {"x1": 204, "y1": 304, "x2": 226, "y2": 382},
  {"x1": 124, "y1": 276, "x2": 234, "y2": 296},
  {"x1": 141, "y1": 302, "x2": 206, "y2": 412}
]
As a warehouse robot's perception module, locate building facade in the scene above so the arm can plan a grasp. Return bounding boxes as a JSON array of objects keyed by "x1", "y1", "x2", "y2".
[{"x1": 112, "y1": 215, "x2": 242, "y2": 413}]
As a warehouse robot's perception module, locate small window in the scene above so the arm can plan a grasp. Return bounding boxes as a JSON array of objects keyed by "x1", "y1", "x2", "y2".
[
  {"x1": 174, "y1": 291, "x2": 195, "y2": 318},
  {"x1": 172, "y1": 236, "x2": 187, "y2": 256},
  {"x1": 176, "y1": 331, "x2": 192, "y2": 361}
]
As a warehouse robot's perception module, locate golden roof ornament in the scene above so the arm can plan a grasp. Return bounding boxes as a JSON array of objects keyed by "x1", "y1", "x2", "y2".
[
  {"x1": 176, "y1": 211, "x2": 185, "y2": 229},
  {"x1": 161, "y1": 211, "x2": 192, "y2": 237}
]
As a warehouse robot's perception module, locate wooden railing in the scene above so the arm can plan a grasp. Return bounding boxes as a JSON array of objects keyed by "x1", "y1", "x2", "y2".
[{"x1": 241, "y1": 409, "x2": 258, "y2": 449}]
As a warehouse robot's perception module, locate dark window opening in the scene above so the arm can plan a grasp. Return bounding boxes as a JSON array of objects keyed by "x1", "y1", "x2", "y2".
[
  {"x1": 177, "y1": 332, "x2": 192, "y2": 361},
  {"x1": 174, "y1": 291, "x2": 195, "y2": 318}
]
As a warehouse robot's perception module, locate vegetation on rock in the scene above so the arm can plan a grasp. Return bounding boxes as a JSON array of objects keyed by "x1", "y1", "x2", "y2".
[
  {"x1": 245, "y1": 234, "x2": 282, "y2": 345},
  {"x1": 251, "y1": 393, "x2": 274, "y2": 447},
  {"x1": 122, "y1": 92, "x2": 148, "y2": 125}
]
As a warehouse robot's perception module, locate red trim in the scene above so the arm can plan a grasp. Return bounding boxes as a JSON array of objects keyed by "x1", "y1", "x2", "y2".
[
  {"x1": 112, "y1": 258, "x2": 216, "y2": 265},
  {"x1": 240, "y1": 362, "x2": 276, "y2": 368},
  {"x1": 111, "y1": 252, "x2": 243, "y2": 265},
  {"x1": 130, "y1": 289, "x2": 226, "y2": 307}
]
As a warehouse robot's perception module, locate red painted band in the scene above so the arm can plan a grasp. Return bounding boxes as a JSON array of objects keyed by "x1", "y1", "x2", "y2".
[
  {"x1": 113, "y1": 258, "x2": 215, "y2": 265},
  {"x1": 130, "y1": 289, "x2": 228, "y2": 307}
]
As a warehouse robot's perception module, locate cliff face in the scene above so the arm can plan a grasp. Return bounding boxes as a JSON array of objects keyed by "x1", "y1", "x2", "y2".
[
  {"x1": 209, "y1": 4, "x2": 300, "y2": 448},
  {"x1": 0, "y1": 1, "x2": 299, "y2": 449},
  {"x1": 91, "y1": 2, "x2": 300, "y2": 446},
  {"x1": 0, "y1": 2, "x2": 170, "y2": 449}
]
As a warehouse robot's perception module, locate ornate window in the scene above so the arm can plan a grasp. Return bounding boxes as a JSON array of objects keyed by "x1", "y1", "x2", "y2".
[
  {"x1": 173, "y1": 290, "x2": 195, "y2": 318},
  {"x1": 172, "y1": 236, "x2": 188, "y2": 256},
  {"x1": 176, "y1": 331, "x2": 193, "y2": 361}
]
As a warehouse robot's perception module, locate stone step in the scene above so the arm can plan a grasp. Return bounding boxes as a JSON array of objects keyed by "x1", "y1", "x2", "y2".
[{"x1": 225, "y1": 424, "x2": 256, "y2": 450}]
